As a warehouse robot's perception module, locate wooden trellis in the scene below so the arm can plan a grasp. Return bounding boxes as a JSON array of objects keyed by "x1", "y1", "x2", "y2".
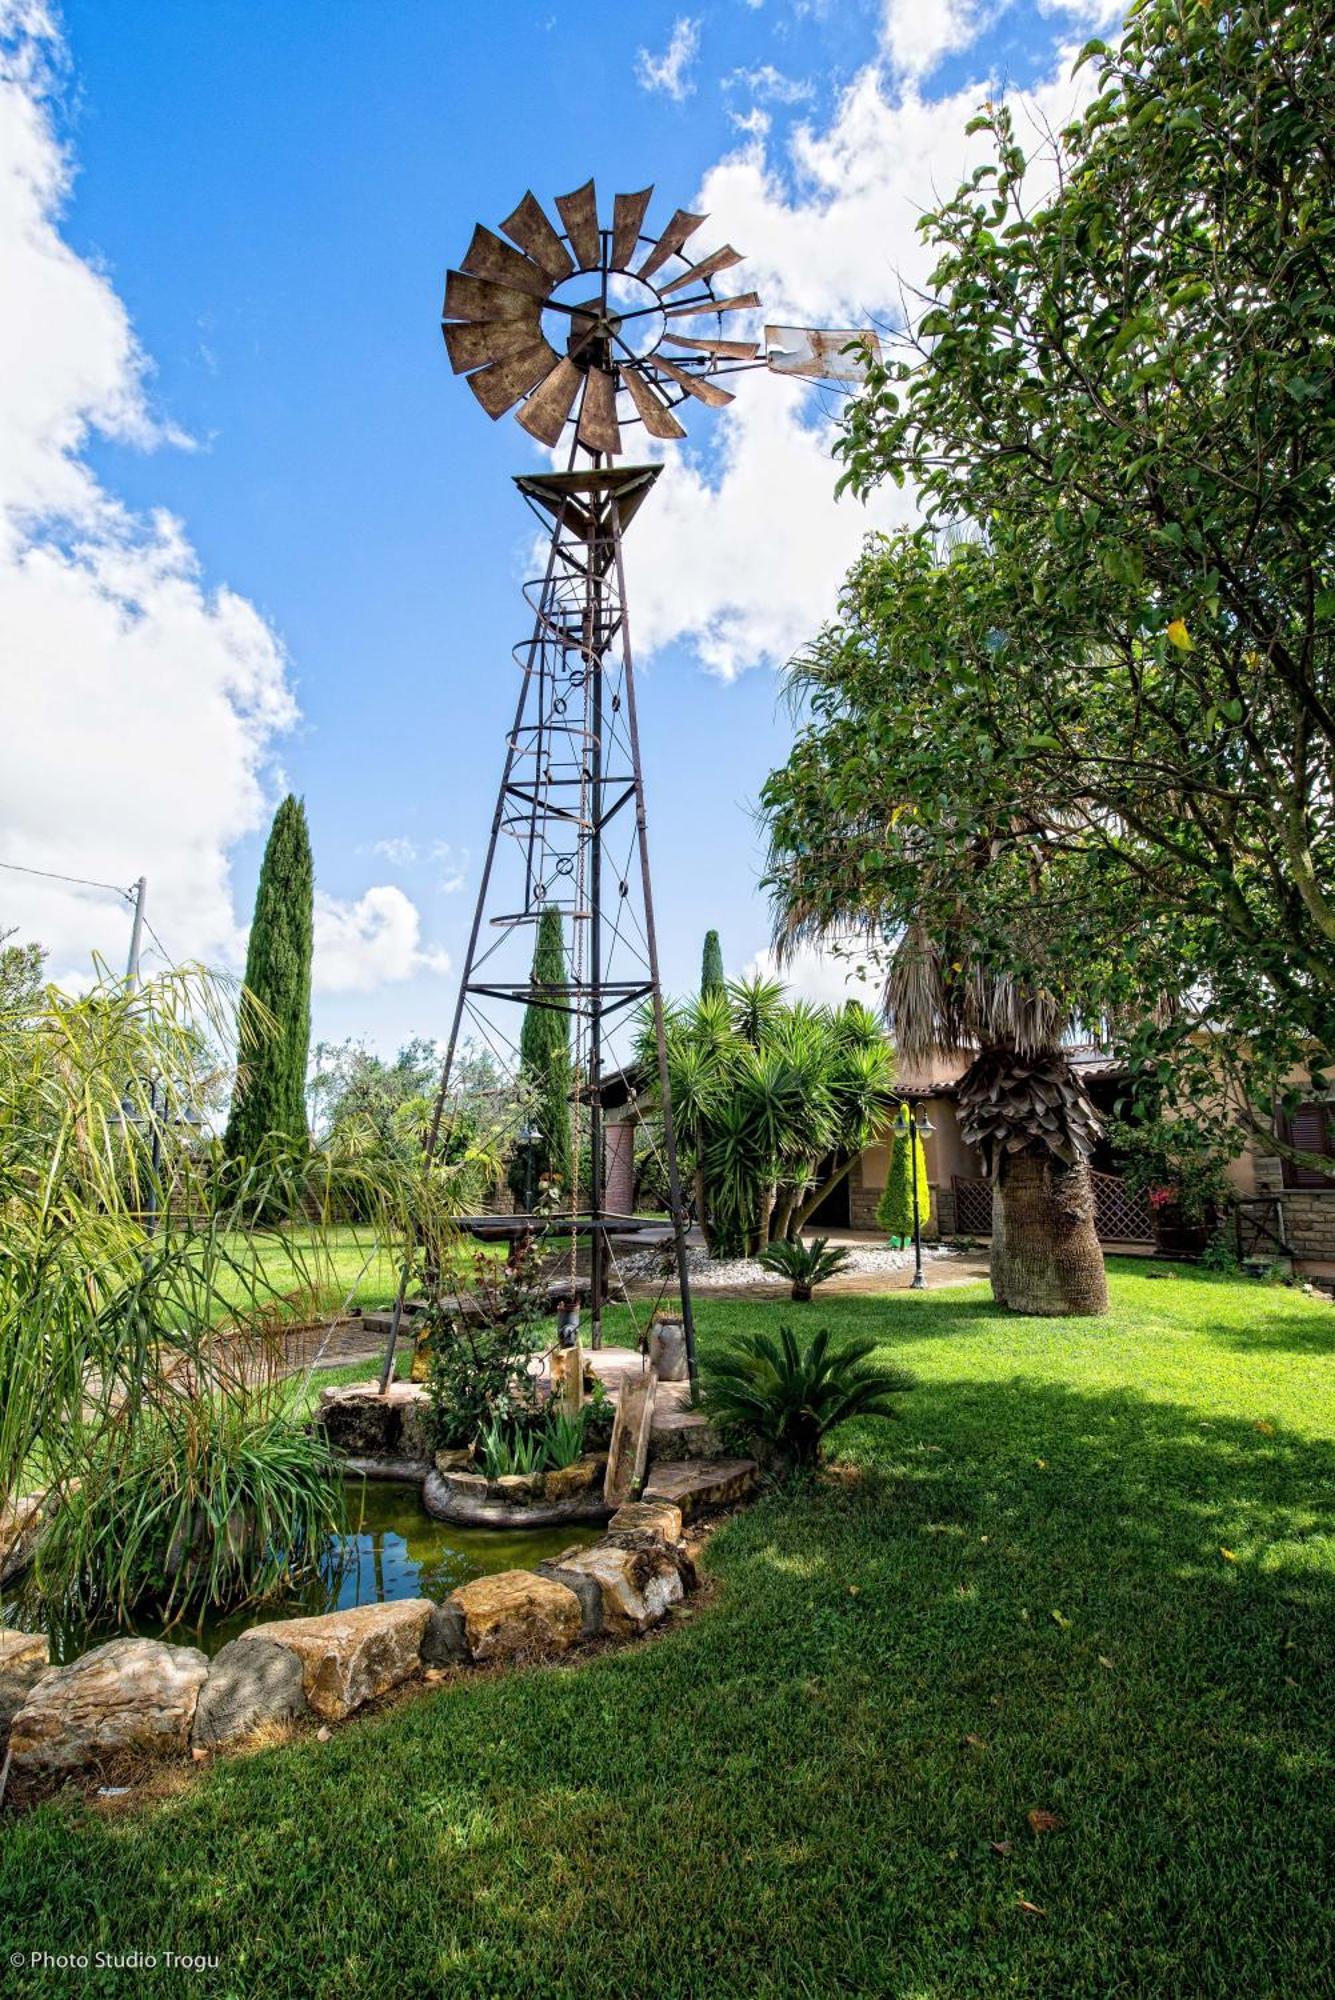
[{"x1": 951, "y1": 1171, "x2": 1152, "y2": 1243}]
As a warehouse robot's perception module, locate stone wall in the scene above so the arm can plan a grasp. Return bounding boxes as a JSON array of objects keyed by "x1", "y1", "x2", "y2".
[{"x1": 1252, "y1": 1150, "x2": 1335, "y2": 1264}]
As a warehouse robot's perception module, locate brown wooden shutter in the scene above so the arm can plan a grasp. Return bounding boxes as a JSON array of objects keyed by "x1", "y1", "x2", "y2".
[{"x1": 1282, "y1": 1104, "x2": 1335, "y2": 1187}]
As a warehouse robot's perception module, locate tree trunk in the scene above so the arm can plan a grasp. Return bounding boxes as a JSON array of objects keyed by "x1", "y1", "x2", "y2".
[
  {"x1": 770, "y1": 1188, "x2": 797, "y2": 1243},
  {"x1": 989, "y1": 1149, "x2": 1108, "y2": 1316},
  {"x1": 694, "y1": 1166, "x2": 713, "y2": 1255},
  {"x1": 792, "y1": 1154, "x2": 856, "y2": 1233}
]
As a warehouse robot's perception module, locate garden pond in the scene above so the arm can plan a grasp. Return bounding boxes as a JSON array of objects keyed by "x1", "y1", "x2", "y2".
[{"x1": 3, "y1": 1480, "x2": 600, "y2": 1664}]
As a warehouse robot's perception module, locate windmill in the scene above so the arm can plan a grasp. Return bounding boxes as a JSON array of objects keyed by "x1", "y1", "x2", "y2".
[{"x1": 378, "y1": 181, "x2": 878, "y2": 1397}]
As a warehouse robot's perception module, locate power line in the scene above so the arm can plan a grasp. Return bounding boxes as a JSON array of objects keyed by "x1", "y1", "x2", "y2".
[
  {"x1": 141, "y1": 916, "x2": 176, "y2": 969},
  {"x1": 0, "y1": 857, "x2": 135, "y2": 900}
]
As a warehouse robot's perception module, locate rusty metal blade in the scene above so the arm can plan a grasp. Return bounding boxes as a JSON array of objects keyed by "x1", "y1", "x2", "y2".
[
  {"x1": 443, "y1": 317, "x2": 545, "y2": 374},
  {"x1": 611, "y1": 188, "x2": 653, "y2": 269},
  {"x1": 662, "y1": 334, "x2": 760, "y2": 360},
  {"x1": 500, "y1": 191, "x2": 575, "y2": 282},
  {"x1": 443, "y1": 270, "x2": 542, "y2": 327},
  {"x1": 636, "y1": 208, "x2": 707, "y2": 283},
  {"x1": 516, "y1": 356, "x2": 583, "y2": 446},
  {"x1": 465, "y1": 339, "x2": 564, "y2": 419},
  {"x1": 650, "y1": 356, "x2": 735, "y2": 409},
  {"x1": 556, "y1": 180, "x2": 601, "y2": 271},
  {"x1": 664, "y1": 290, "x2": 762, "y2": 318},
  {"x1": 659, "y1": 245, "x2": 744, "y2": 297},
  {"x1": 460, "y1": 224, "x2": 550, "y2": 301},
  {"x1": 621, "y1": 364, "x2": 687, "y2": 440},
  {"x1": 577, "y1": 365, "x2": 621, "y2": 454}
]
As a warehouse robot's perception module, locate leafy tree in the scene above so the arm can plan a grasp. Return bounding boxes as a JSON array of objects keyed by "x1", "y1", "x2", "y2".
[
  {"x1": 508, "y1": 906, "x2": 572, "y2": 1208},
  {"x1": 0, "y1": 932, "x2": 44, "y2": 1017},
  {"x1": 794, "y1": 0, "x2": 1335, "y2": 1178},
  {"x1": 309, "y1": 1036, "x2": 512, "y2": 1217},
  {"x1": 701, "y1": 928, "x2": 725, "y2": 996},
  {"x1": 876, "y1": 1108, "x2": 931, "y2": 1245},
  {"x1": 225, "y1": 795, "x2": 313, "y2": 1167},
  {"x1": 639, "y1": 978, "x2": 894, "y2": 1257}
]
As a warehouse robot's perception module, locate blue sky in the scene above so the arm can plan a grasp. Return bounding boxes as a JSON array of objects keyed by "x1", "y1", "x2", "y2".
[{"x1": 0, "y1": 0, "x2": 1115, "y2": 1053}]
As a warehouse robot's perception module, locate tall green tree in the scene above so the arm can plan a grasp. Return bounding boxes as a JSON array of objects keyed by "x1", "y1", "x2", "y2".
[
  {"x1": 701, "y1": 929, "x2": 725, "y2": 996},
  {"x1": 786, "y1": 0, "x2": 1335, "y2": 1178},
  {"x1": 225, "y1": 795, "x2": 313, "y2": 1162},
  {"x1": 509, "y1": 905, "x2": 572, "y2": 1207},
  {"x1": 876, "y1": 1108, "x2": 931, "y2": 1245}
]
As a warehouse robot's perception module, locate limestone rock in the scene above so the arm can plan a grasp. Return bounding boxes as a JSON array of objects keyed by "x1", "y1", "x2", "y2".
[
  {"x1": 648, "y1": 1408, "x2": 724, "y2": 1461},
  {"x1": 447, "y1": 1570, "x2": 581, "y2": 1663},
  {"x1": 609, "y1": 1499, "x2": 683, "y2": 1543},
  {"x1": 314, "y1": 1381, "x2": 431, "y2": 1460},
  {"x1": 642, "y1": 1457, "x2": 759, "y2": 1521},
  {"x1": 8, "y1": 1638, "x2": 208, "y2": 1778},
  {"x1": 0, "y1": 1630, "x2": 50, "y2": 1734},
  {"x1": 552, "y1": 1540, "x2": 684, "y2": 1635},
  {"x1": 0, "y1": 1492, "x2": 48, "y2": 1585},
  {"x1": 421, "y1": 1599, "x2": 467, "y2": 1666},
  {"x1": 534, "y1": 1560, "x2": 604, "y2": 1638},
  {"x1": 543, "y1": 1454, "x2": 607, "y2": 1502},
  {"x1": 239, "y1": 1598, "x2": 432, "y2": 1721},
  {"x1": 424, "y1": 1468, "x2": 609, "y2": 1529},
  {"x1": 190, "y1": 1637, "x2": 308, "y2": 1750}
]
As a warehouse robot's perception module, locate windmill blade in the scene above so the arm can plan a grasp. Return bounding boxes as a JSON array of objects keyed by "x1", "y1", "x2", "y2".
[
  {"x1": 764, "y1": 324, "x2": 884, "y2": 381},
  {"x1": 662, "y1": 334, "x2": 760, "y2": 360},
  {"x1": 556, "y1": 180, "x2": 602, "y2": 271},
  {"x1": 649, "y1": 356, "x2": 735, "y2": 409},
  {"x1": 465, "y1": 339, "x2": 564, "y2": 420},
  {"x1": 664, "y1": 290, "x2": 762, "y2": 319},
  {"x1": 611, "y1": 188, "x2": 653, "y2": 269},
  {"x1": 516, "y1": 357, "x2": 583, "y2": 446},
  {"x1": 636, "y1": 208, "x2": 707, "y2": 282},
  {"x1": 621, "y1": 364, "x2": 687, "y2": 441},
  {"x1": 659, "y1": 245, "x2": 744, "y2": 297},
  {"x1": 444, "y1": 270, "x2": 542, "y2": 328},
  {"x1": 460, "y1": 224, "x2": 550, "y2": 301},
  {"x1": 443, "y1": 317, "x2": 545, "y2": 375},
  {"x1": 500, "y1": 191, "x2": 575, "y2": 282},
  {"x1": 577, "y1": 365, "x2": 621, "y2": 454}
]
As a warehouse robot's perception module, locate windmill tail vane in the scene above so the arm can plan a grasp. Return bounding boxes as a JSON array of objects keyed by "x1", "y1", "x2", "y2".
[{"x1": 378, "y1": 181, "x2": 880, "y2": 1394}]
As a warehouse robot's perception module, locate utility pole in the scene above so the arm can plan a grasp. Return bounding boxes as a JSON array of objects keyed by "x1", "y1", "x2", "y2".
[{"x1": 125, "y1": 875, "x2": 147, "y2": 991}]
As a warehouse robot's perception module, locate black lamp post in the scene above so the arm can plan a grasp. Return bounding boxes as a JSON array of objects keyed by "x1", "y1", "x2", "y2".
[
  {"x1": 518, "y1": 1118, "x2": 538, "y2": 1213},
  {"x1": 908, "y1": 1102, "x2": 935, "y2": 1291}
]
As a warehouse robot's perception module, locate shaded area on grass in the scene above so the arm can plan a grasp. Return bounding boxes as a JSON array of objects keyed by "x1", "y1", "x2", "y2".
[{"x1": 4, "y1": 1265, "x2": 1333, "y2": 1998}]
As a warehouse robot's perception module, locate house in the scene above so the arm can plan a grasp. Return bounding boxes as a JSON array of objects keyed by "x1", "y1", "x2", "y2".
[{"x1": 812, "y1": 1046, "x2": 1335, "y2": 1281}]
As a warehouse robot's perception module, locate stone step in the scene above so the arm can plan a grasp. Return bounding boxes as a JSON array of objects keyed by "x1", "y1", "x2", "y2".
[
  {"x1": 647, "y1": 1409, "x2": 724, "y2": 1461},
  {"x1": 642, "y1": 1458, "x2": 758, "y2": 1521}
]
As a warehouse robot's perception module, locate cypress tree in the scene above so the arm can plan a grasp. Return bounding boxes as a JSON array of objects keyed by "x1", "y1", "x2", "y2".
[
  {"x1": 225, "y1": 795, "x2": 314, "y2": 1161},
  {"x1": 509, "y1": 905, "x2": 573, "y2": 1206},
  {"x1": 701, "y1": 928, "x2": 724, "y2": 996},
  {"x1": 876, "y1": 1109, "x2": 931, "y2": 1244}
]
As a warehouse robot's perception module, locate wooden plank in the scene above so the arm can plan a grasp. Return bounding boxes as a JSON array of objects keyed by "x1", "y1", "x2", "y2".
[{"x1": 603, "y1": 1366, "x2": 657, "y2": 1508}]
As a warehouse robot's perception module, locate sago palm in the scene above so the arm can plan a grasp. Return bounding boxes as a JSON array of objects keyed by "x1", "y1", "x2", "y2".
[{"x1": 704, "y1": 1323, "x2": 914, "y2": 1468}]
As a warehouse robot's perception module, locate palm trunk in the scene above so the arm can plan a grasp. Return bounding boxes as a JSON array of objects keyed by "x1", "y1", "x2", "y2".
[
  {"x1": 770, "y1": 1187, "x2": 797, "y2": 1243},
  {"x1": 990, "y1": 1149, "x2": 1107, "y2": 1316},
  {"x1": 694, "y1": 1166, "x2": 713, "y2": 1255}
]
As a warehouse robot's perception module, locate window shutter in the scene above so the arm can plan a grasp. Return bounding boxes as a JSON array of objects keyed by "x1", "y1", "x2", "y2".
[{"x1": 1282, "y1": 1104, "x2": 1335, "y2": 1188}]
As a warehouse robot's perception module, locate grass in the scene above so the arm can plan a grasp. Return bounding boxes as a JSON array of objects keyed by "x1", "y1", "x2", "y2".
[{"x1": 3, "y1": 1261, "x2": 1332, "y2": 1997}]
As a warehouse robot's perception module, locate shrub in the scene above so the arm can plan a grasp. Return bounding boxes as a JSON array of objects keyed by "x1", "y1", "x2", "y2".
[
  {"x1": 424, "y1": 1240, "x2": 547, "y2": 1450},
  {"x1": 704, "y1": 1324, "x2": 914, "y2": 1470},
  {"x1": 756, "y1": 1234, "x2": 853, "y2": 1301},
  {"x1": 31, "y1": 1392, "x2": 345, "y2": 1625},
  {"x1": 877, "y1": 1110, "x2": 930, "y2": 1243}
]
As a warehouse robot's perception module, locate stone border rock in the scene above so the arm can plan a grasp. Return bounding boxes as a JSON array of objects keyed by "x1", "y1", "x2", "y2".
[{"x1": 1, "y1": 1474, "x2": 746, "y2": 1803}]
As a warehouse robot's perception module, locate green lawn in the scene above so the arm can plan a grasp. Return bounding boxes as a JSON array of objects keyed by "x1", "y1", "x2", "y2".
[{"x1": 4, "y1": 1263, "x2": 1332, "y2": 1997}]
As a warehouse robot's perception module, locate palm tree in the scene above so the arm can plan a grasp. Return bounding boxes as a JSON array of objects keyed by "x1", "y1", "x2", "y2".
[{"x1": 885, "y1": 923, "x2": 1107, "y2": 1316}]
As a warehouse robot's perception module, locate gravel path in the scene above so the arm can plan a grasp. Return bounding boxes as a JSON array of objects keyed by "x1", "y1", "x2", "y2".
[{"x1": 616, "y1": 1241, "x2": 958, "y2": 1289}]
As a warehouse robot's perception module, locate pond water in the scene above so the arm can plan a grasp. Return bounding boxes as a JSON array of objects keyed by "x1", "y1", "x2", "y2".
[{"x1": 5, "y1": 1481, "x2": 600, "y2": 1664}]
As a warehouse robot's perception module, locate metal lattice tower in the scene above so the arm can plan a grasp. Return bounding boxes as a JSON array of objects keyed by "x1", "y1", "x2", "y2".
[{"x1": 378, "y1": 180, "x2": 878, "y2": 1391}]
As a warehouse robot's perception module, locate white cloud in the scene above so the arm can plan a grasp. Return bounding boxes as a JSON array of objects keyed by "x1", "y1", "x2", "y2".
[
  {"x1": 635, "y1": 16, "x2": 701, "y2": 101},
  {"x1": 881, "y1": 0, "x2": 992, "y2": 80},
  {"x1": 747, "y1": 937, "x2": 884, "y2": 1012},
  {"x1": 370, "y1": 836, "x2": 419, "y2": 865},
  {"x1": 631, "y1": 45, "x2": 1099, "y2": 678},
  {"x1": 725, "y1": 64, "x2": 813, "y2": 104},
  {"x1": 431, "y1": 841, "x2": 468, "y2": 894},
  {"x1": 312, "y1": 886, "x2": 450, "y2": 995},
  {"x1": 0, "y1": 6, "x2": 297, "y2": 985}
]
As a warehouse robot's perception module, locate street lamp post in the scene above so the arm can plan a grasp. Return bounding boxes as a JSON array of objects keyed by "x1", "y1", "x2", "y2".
[{"x1": 908, "y1": 1104, "x2": 935, "y2": 1292}]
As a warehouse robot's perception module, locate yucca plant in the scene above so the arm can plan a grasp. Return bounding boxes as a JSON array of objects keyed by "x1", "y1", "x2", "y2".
[
  {"x1": 756, "y1": 1234, "x2": 853, "y2": 1301},
  {"x1": 704, "y1": 1324, "x2": 914, "y2": 1470}
]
